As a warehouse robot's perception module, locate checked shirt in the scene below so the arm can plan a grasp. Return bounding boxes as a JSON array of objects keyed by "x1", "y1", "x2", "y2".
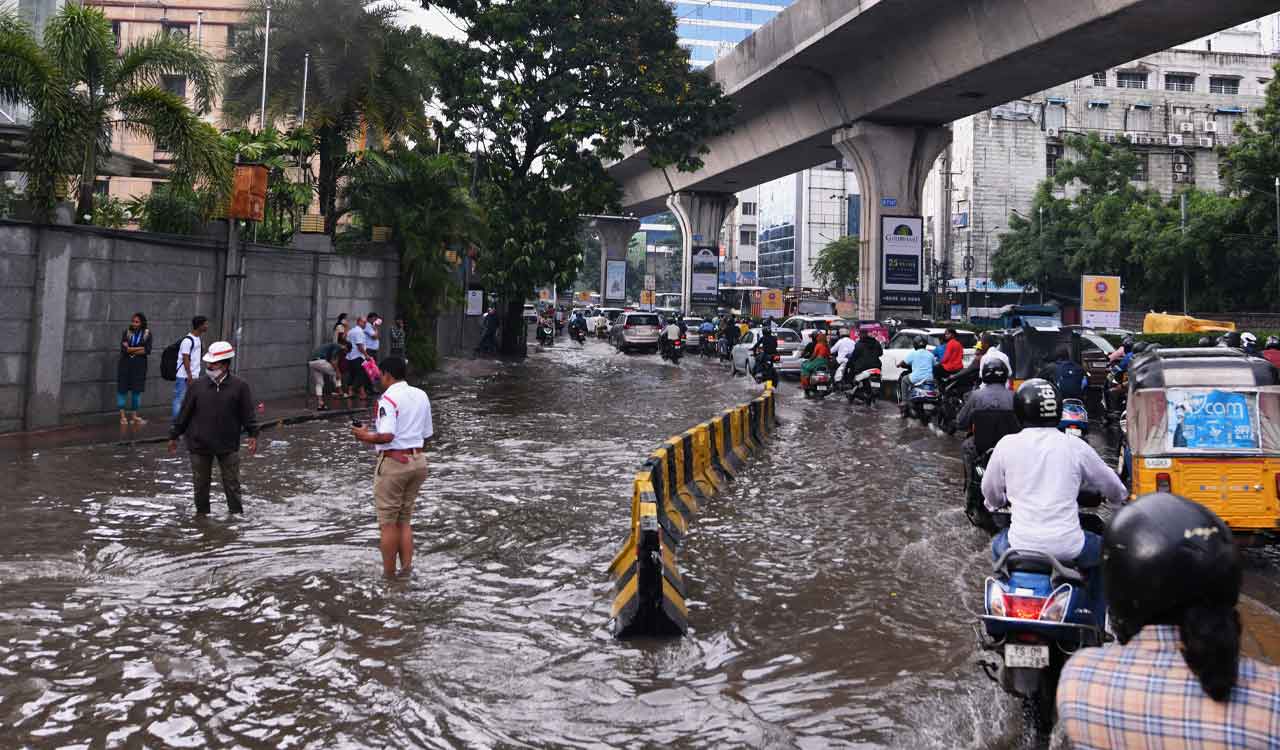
[{"x1": 1057, "y1": 624, "x2": 1280, "y2": 749}]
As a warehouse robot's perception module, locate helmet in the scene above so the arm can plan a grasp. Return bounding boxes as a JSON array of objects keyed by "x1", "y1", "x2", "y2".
[
  {"x1": 1197, "y1": 336, "x2": 1213, "y2": 347},
  {"x1": 1224, "y1": 331, "x2": 1243, "y2": 348},
  {"x1": 912, "y1": 336, "x2": 927, "y2": 350},
  {"x1": 1266, "y1": 336, "x2": 1280, "y2": 350},
  {"x1": 1014, "y1": 378, "x2": 1062, "y2": 427},
  {"x1": 202, "y1": 341, "x2": 235, "y2": 364},
  {"x1": 1103, "y1": 493, "x2": 1240, "y2": 644},
  {"x1": 980, "y1": 357, "x2": 1010, "y2": 384},
  {"x1": 1131, "y1": 341, "x2": 1150, "y2": 354},
  {"x1": 1122, "y1": 335, "x2": 1136, "y2": 351},
  {"x1": 1242, "y1": 332, "x2": 1257, "y2": 348}
]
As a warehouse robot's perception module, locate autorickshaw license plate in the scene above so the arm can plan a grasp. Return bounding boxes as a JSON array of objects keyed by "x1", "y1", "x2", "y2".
[{"x1": 1005, "y1": 644, "x2": 1049, "y2": 668}]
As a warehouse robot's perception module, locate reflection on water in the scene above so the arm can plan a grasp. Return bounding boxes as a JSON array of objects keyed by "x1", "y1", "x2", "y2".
[{"x1": 0, "y1": 344, "x2": 1141, "y2": 747}]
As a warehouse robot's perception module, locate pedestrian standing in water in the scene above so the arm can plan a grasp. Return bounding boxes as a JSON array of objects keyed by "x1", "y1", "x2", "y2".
[
  {"x1": 351, "y1": 357, "x2": 432, "y2": 577},
  {"x1": 117, "y1": 312, "x2": 152, "y2": 425},
  {"x1": 168, "y1": 342, "x2": 259, "y2": 516}
]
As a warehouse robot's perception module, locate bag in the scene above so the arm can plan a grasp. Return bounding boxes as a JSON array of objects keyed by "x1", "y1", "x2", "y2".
[
  {"x1": 160, "y1": 335, "x2": 194, "y2": 381},
  {"x1": 362, "y1": 357, "x2": 382, "y2": 383},
  {"x1": 1056, "y1": 361, "x2": 1087, "y2": 398}
]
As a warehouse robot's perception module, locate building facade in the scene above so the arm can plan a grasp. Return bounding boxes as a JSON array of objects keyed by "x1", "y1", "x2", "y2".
[
  {"x1": 923, "y1": 32, "x2": 1280, "y2": 314},
  {"x1": 670, "y1": 0, "x2": 792, "y2": 69},
  {"x1": 755, "y1": 162, "x2": 860, "y2": 291}
]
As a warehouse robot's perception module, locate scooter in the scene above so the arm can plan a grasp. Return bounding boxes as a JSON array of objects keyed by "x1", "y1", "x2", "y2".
[
  {"x1": 751, "y1": 351, "x2": 781, "y2": 387},
  {"x1": 571, "y1": 327, "x2": 586, "y2": 345},
  {"x1": 847, "y1": 367, "x2": 882, "y2": 406},
  {"x1": 936, "y1": 370, "x2": 978, "y2": 436},
  {"x1": 1060, "y1": 399, "x2": 1089, "y2": 437},
  {"x1": 700, "y1": 334, "x2": 717, "y2": 358},
  {"x1": 802, "y1": 365, "x2": 833, "y2": 399},
  {"x1": 661, "y1": 337, "x2": 684, "y2": 364},
  {"x1": 975, "y1": 498, "x2": 1108, "y2": 737},
  {"x1": 899, "y1": 377, "x2": 940, "y2": 425},
  {"x1": 537, "y1": 321, "x2": 555, "y2": 346}
]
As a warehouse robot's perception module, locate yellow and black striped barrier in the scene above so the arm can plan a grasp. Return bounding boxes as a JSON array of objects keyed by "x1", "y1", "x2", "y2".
[{"x1": 609, "y1": 386, "x2": 779, "y2": 638}]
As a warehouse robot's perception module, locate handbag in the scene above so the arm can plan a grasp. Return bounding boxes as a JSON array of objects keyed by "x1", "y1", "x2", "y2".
[{"x1": 362, "y1": 357, "x2": 382, "y2": 382}]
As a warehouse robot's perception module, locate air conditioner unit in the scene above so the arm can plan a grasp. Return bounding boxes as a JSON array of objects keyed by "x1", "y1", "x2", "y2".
[
  {"x1": 1180, "y1": 121, "x2": 1195, "y2": 133},
  {"x1": 1198, "y1": 136, "x2": 1215, "y2": 148},
  {"x1": 1173, "y1": 163, "x2": 1189, "y2": 173},
  {"x1": 1167, "y1": 134, "x2": 1184, "y2": 146},
  {"x1": 1203, "y1": 121, "x2": 1218, "y2": 133},
  {"x1": 1045, "y1": 127, "x2": 1060, "y2": 138}
]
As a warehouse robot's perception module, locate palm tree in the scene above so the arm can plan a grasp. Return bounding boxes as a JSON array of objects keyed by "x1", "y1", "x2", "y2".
[{"x1": 0, "y1": 3, "x2": 227, "y2": 221}]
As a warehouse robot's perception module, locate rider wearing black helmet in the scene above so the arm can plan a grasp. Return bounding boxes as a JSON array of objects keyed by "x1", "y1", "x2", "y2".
[
  {"x1": 956, "y1": 357, "x2": 1017, "y2": 477},
  {"x1": 982, "y1": 379, "x2": 1128, "y2": 612},
  {"x1": 1058, "y1": 494, "x2": 1280, "y2": 743}
]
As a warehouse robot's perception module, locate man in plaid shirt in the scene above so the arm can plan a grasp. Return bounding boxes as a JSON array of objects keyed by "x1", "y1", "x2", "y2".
[{"x1": 1057, "y1": 493, "x2": 1280, "y2": 748}]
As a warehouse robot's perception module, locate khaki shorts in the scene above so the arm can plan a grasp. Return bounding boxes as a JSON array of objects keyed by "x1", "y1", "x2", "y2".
[{"x1": 373, "y1": 453, "x2": 427, "y2": 525}]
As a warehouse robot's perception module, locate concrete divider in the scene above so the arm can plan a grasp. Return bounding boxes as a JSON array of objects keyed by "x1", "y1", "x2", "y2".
[{"x1": 610, "y1": 387, "x2": 779, "y2": 638}]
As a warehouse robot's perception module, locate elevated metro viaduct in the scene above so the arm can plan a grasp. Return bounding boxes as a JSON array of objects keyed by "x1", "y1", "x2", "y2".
[{"x1": 607, "y1": 0, "x2": 1280, "y2": 317}]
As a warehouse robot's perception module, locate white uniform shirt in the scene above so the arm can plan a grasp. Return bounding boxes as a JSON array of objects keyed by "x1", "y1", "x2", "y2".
[
  {"x1": 364, "y1": 321, "x2": 379, "y2": 352},
  {"x1": 664, "y1": 323, "x2": 681, "y2": 340},
  {"x1": 981, "y1": 427, "x2": 1128, "y2": 560},
  {"x1": 831, "y1": 336, "x2": 857, "y2": 363},
  {"x1": 346, "y1": 326, "x2": 367, "y2": 360},
  {"x1": 176, "y1": 335, "x2": 202, "y2": 379},
  {"x1": 375, "y1": 380, "x2": 433, "y2": 451}
]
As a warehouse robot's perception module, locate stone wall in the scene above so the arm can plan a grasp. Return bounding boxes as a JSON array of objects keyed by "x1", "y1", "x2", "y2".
[{"x1": 0, "y1": 219, "x2": 398, "y2": 433}]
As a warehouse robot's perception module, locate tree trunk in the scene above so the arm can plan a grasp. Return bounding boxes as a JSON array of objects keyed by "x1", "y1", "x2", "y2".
[
  {"x1": 499, "y1": 299, "x2": 526, "y2": 357},
  {"x1": 317, "y1": 126, "x2": 344, "y2": 235},
  {"x1": 76, "y1": 139, "x2": 97, "y2": 223}
]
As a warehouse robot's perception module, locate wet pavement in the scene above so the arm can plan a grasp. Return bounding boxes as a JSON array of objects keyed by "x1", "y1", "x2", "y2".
[{"x1": 2, "y1": 339, "x2": 1279, "y2": 748}]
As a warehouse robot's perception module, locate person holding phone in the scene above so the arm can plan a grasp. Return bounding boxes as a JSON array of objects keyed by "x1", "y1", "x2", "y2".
[{"x1": 351, "y1": 357, "x2": 432, "y2": 577}]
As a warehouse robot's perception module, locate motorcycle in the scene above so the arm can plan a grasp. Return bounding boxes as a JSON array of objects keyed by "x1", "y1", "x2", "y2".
[
  {"x1": 537, "y1": 321, "x2": 555, "y2": 346},
  {"x1": 571, "y1": 326, "x2": 586, "y2": 345},
  {"x1": 701, "y1": 334, "x2": 717, "y2": 358},
  {"x1": 899, "y1": 378, "x2": 940, "y2": 425},
  {"x1": 803, "y1": 365, "x2": 833, "y2": 399},
  {"x1": 1059, "y1": 399, "x2": 1089, "y2": 437},
  {"x1": 661, "y1": 337, "x2": 684, "y2": 364},
  {"x1": 975, "y1": 498, "x2": 1108, "y2": 736},
  {"x1": 751, "y1": 351, "x2": 781, "y2": 387},
  {"x1": 936, "y1": 370, "x2": 978, "y2": 436},
  {"x1": 1103, "y1": 367, "x2": 1127, "y2": 428},
  {"x1": 847, "y1": 367, "x2": 882, "y2": 406}
]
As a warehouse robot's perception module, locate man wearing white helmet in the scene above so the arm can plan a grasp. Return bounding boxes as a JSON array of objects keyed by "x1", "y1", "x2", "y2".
[{"x1": 168, "y1": 341, "x2": 259, "y2": 515}]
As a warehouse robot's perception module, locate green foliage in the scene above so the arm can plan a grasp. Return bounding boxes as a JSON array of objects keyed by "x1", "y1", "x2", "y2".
[
  {"x1": 223, "y1": 0, "x2": 435, "y2": 234},
  {"x1": 811, "y1": 235, "x2": 861, "y2": 292},
  {"x1": 128, "y1": 182, "x2": 221, "y2": 235},
  {"x1": 430, "y1": 0, "x2": 734, "y2": 351},
  {"x1": 0, "y1": 3, "x2": 227, "y2": 221},
  {"x1": 90, "y1": 194, "x2": 131, "y2": 228}
]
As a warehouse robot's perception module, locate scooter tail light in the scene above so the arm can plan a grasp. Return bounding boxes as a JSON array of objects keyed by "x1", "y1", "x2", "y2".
[
  {"x1": 1039, "y1": 584, "x2": 1073, "y2": 623},
  {"x1": 1004, "y1": 594, "x2": 1048, "y2": 620},
  {"x1": 1156, "y1": 472, "x2": 1171, "y2": 493}
]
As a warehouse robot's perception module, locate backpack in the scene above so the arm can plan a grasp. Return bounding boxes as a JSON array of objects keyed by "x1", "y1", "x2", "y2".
[
  {"x1": 160, "y1": 335, "x2": 195, "y2": 381},
  {"x1": 1055, "y1": 360, "x2": 1087, "y2": 398}
]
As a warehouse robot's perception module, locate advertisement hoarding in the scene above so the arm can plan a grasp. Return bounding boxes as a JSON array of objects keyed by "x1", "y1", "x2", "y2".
[
  {"x1": 605, "y1": 260, "x2": 627, "y2": 302},
  {"x1": 761, "y1": 289, "x2": 785, "y2": 319},
  {"x1": 691, "y1": 246, "x2": 719, "y2": 305},
  {"x1": 1081, "y1": 274, "x2": 1121, "y2": 328},
  {"x1": 880, "y1": 215, "x2": 923, "y2": 307}
]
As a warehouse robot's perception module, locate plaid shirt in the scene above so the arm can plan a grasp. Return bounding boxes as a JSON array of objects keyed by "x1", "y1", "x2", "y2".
[{"x1": 1057, "y1": 624, "x2": 1280, "y2": 749}]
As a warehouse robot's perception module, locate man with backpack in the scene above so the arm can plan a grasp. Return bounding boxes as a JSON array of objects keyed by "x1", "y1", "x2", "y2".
[
  {"x1": 162, "y1": 316, "x2": 208, "y2": 421},
  {"x1": 1044, "y1": 344, "x2": 1088, "y2": 401}
]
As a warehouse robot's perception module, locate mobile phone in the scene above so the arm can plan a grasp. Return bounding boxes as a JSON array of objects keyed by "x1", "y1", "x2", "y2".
[{"x1": 351, "y1": 419, "x2": 363, "y2": 428}]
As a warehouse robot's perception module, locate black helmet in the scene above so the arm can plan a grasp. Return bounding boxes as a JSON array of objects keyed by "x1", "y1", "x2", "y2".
[
  {"x1": 1103, "y1": 493, "x2": 1240, "y2": 644},
  {"x1": 912, "y1": 336, "x2": 927, "y2": 350},
  {"x1": 980, "y1": 357, "x2": 1010, "y2": 384},
  {"x1": 1013, "y1": 378, "x2": 1061, "y2": 427},
  {"x1": 1131, "y1": 341, "x2": 1150, "y2": 354},
  {"x1": 1122, "y1": 335, "x2": 1136, "y2": 350},
  {"x1": 1197, "y1": 336, "x2": 1213, "y2": 347}
]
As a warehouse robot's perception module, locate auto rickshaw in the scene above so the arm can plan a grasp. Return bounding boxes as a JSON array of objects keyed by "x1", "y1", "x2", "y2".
[{"x1": 1124, "y1": 347, "x2": 1280, "y2": 542}]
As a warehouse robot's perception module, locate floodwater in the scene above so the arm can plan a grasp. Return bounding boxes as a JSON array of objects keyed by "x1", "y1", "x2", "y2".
[{"x1": 0, "y1": 340, "x2": 1275, "y2": 749}]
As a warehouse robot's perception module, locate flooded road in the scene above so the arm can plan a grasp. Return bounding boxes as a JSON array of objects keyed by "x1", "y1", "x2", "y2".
[{"x1": 1, "y1": 340, "x2": 1276, "y2": 748}]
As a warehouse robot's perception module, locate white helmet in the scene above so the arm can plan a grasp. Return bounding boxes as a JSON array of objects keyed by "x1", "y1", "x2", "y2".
[{"x1": 1242, "y1": 332, "x2": 1258, "y2": 347}]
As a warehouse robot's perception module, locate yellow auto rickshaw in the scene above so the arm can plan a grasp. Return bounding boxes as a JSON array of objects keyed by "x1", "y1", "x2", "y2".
[{"x1": 1124, "y1": 347, "x2": 1280, "y2": 542}]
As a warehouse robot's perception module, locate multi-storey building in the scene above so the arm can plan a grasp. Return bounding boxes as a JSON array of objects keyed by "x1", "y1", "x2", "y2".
[
  {"x1": 922, "y1": 25, "x2": 1280, "y2": 314},
  {"x1": 755, "y1": 163, "x2": 860, "y2": 291}
]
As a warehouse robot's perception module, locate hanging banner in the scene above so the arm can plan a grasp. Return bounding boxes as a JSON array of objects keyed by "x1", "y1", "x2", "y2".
[
  {"x1": 605, "y1": 260, "x2": 627, "y2": 302},
  {"x1": 880, "y1": 215, "x2": 923, "y2": 307},
  {"x1": 691, "y1": 246, "x2": 719, "y2": 305},
  {"x1": 1081, "y1": 274, "x2": 1121, "y2": 328}
]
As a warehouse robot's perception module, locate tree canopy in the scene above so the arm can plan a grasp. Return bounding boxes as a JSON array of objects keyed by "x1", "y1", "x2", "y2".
[{"x1": 811, "y1": 235, "x2": 861, "y2": 293}]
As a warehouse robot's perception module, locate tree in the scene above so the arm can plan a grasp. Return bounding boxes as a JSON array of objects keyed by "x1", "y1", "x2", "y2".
[
  {"x1": 430, "y1": 0, "x2": 735, "y2": 353},
  {"x1": 0, "y1": 4, "x2": 227, "y2": 221},
  {"x1": 811, "y1": 235, "x2": 860, "y2": 292},
  {"x1": 223, "y1": 0, "x2": 435, "y2": 233}
]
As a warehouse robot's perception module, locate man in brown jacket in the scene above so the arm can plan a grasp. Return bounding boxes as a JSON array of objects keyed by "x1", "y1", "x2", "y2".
[{"x1": 168, "y1": 341, "x2": 259, "y2": 515}]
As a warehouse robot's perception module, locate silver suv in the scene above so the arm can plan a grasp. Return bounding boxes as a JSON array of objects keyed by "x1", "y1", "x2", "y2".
[{"x1": 610, "y1": 312, "x2": 661, "y2": 353}]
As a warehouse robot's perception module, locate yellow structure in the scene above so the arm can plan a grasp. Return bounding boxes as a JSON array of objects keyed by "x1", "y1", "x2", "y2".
[{"x1": 1142, "y1": 312, "x2": 1235, "y2": 334}]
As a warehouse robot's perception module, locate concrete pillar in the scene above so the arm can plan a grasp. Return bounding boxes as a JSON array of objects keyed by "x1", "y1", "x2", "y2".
[
  {"x1": 666, "y1": 191, "x2": 737, "y2": 314},
  {"x1": 585, "y1": 215, "x2": 639, "y2": 304},
  {"x1": 24, "y1": 203, "x2": 74, "y2": 430},
  {"x1": 833, "y1": 123, "x2": 949, "y2": 320}
]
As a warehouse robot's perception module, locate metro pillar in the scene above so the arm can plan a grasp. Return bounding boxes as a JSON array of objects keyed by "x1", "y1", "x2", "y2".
[
  {"x1": 833, "y1": 123, "x2": 950, "y2": 320},
  {"x1": 666, "y1": 191, "x2": 737, "y2": 314},
  {"x1": 585, "y1": 215, "x2": 640, "y2": 305}
]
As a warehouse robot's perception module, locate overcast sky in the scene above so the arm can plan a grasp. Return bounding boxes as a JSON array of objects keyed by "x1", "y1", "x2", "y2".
[{"x1": 397, "y1": 5, "x2": 466, "y2": 40}]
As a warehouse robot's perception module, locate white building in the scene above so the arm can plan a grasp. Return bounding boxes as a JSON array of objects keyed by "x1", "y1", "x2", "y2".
[{"x1": 755, "y1": 162, "x2": 859, "y2": 290}]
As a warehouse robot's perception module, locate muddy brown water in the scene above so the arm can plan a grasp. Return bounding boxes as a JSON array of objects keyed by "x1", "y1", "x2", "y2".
[{"x1": 2, "y1": 341, "x2": 1277, "y2": 748}]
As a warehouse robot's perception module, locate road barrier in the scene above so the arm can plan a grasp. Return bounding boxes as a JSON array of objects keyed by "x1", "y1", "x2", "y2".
[{"x1": 608, "y1": 387, "x2": 779, "y2": 638}]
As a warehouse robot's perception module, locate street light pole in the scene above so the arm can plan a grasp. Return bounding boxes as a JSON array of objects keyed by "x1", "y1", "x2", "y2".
[{"x1": 259, "y1": 3, "x2": 272, "y2": 132}]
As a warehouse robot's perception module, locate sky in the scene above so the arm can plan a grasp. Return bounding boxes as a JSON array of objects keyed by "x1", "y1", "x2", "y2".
[{"x1": 397, "y1": 5, "x2": 466, "y2": 40}]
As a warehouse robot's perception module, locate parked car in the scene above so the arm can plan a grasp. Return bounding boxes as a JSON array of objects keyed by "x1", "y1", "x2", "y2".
[
  {"x1": 611, "y1": 311, "x2": 662, "y2": 353},
  {"x1": 731, "y1": 327, "x2": 804, "y2": 377},
  {"x1": 879, "y1": 328, "x2": 979, "y2": 387}
]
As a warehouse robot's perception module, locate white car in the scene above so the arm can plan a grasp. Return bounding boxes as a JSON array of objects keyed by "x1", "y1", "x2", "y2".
[
  {"x1": 780, "y1": 315, "x2": 855, "y2": 347},
  {"x1": 730, "y1": 327, "x2": 804, "y2": 377},
  {"x1": 587, "y1": 307, "x2": 624, "y2": 337},
  {"x1": 880, "y1": 328, "x2": 978, "y2": 388}
]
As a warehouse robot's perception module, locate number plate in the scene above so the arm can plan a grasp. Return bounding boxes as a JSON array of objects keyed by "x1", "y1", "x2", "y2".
[
  {"x1": 922, "y1": 403, "x2": 936, "y2": 411},
  {"x1": 1005, "y1": 644, "x2": 1049, "y2": 669},
  {"x1": 816, "y1": 385, "x2": 828, "y2": 391}
]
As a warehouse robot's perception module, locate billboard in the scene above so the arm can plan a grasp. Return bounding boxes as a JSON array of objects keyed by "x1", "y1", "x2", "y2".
[
  {"x1": 691, "y1": 245, "x2": 719, "y2": 304},
  {"x1": 605, "y1": 260, "x2": 627, "y2": 302},
  {"x1": 880, "y1": 215, "x2": 923, "y2": 307},
  {"x1": 761, "y1": 289, "x2": 785, "y2": 319},
  {"x1": 1081, "y1": 274, "x2": 1121, "y2": 328}
]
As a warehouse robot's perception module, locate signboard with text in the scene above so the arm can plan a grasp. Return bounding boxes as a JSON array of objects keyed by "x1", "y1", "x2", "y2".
[
  {"x1": 1081, "y1": 274, "x2": 1121, "y2": 328},
  {"x1": 880, "y1": 215, "x2": 924, "y2": 308},
  {"x1": 761, "y1": 289, "x2": 785, "y2": 319}
]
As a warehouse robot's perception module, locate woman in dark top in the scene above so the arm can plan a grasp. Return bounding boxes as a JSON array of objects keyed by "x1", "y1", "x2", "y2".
[{"x1": 117, "y1": 312, "x2": 152, "y2": 425}]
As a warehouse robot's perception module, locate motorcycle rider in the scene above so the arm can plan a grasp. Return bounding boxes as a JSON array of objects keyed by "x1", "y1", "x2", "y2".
[
  {"x1": 752, "y1": 321, "x2": 779, "y2": 379},
  {"x1": 982, "y1": 379, "x2": 1128, "y2": 619},
  {"x1": 568, "y1": 310, "x2": 588, "y2": 340},
  {"x1": 799, "y1": 332, "x2": 831, "y2": 389},
  {"x1": 898, "y1": 336, "x2": 936, "y2": 404},
  {"x1": 1264, "y1": 336, "x2": 1280, "y2": 367},
  {"x1": 978, "y1": 332, "x2": 1010, "y2": 374},
  {"x1": 1057, "y1": 493, "x2": 1280, "y2": 747},
  {"x1": 848, "y1": 330, "x2": 884, "y2": 388},
  {"x1": 956, "y1": 358, "x2": 1018, "y2": 472},
  {"x1": 660, "y1": 315, "x2": 682, "y2": 358},
  {"x1": 936, "y1": 327, "x2": 965, "y2": 383},
  {"x1": 1241, "y1": 331, "x2": 1259, "y2": 356},
  {"x1": 831, "y1": 329, "x2": 859, "y2": 383}
]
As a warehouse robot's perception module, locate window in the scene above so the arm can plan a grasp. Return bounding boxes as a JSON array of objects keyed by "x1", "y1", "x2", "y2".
[
  {"x1": 1209, "y1": 77, "x2": 1239, "y2": 95},
  {"x1": 1116, "y1": 72, "x2": 1148, "y2": 90},
  {"x1": 162, "y1": 22, "x2": 191, "y2": 40},
  {"x1": 1092, "y1": 72, "x2": 1107, "y2": 87},
  {"x1": 226, "y1": 25, "x2": 241, "y2": 50},
  {"x1": 1046, "y1": 143, "x2": 1064, "y2": 177},
  {"x1": 1086, "y1": 101, "x2": 1109, "y2": 130},
  {"x1": 741, "y1": 202, "x2": 757, "y2": 216},
  {"x1": 162, "y1": 75, "x2": 187, "y2": 99},
  {"x1": 111, "y1": 21, "x2": 122, "y2": 50},
  {"x1": 1126, "y1": 105, "x2": 1152, "y2": 132},
  {"x1": 739, "y1": 229, "x2": 756, "y2": 246},
  {"x1": 1132, "y1": 152, "x2": 1149, "y2": 182},
  {"x1": 1044, "y1": 103, "x2": 1066, "y2": 131},
  {"x1": 1165, "y1": 74, "x2": 1195, "y2": 92}
]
